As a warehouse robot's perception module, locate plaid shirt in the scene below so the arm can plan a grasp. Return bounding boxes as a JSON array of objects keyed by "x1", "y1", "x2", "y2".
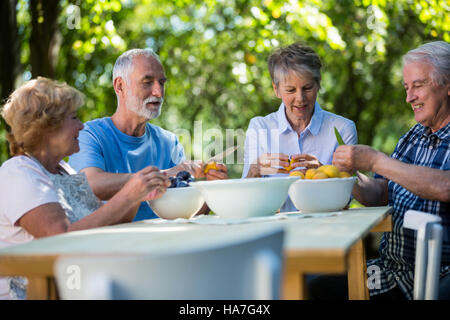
[{"x1": 368, "y1": 122, "x2": 450, "y2": 299}]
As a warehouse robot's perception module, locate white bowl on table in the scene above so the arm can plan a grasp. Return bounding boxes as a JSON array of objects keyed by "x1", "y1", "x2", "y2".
[
  {"x1": 147, "y1": 187, "x2": 204, "y2": 220},
  {"x1": 288, "y1": 176, "x2": 357, "y2": 213},
  {"x1": 190, "y1": 176, "x2": 298, "y2": 219}
]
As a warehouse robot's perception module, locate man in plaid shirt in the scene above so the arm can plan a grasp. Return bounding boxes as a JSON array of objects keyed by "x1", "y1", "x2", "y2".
[{"x1": 310, "y1": 41, "x2": 449, "y2": 300}]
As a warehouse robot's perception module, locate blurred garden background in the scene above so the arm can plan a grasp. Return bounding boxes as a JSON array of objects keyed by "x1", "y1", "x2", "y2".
[{"x1": 0, "y1": 0, "x2": 449, "y2": 178}]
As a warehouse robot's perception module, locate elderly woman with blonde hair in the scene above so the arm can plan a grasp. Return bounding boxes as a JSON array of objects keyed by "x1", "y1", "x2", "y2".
[{"x1": 0, "y1": 77, "x2": 170, "y2": 299}]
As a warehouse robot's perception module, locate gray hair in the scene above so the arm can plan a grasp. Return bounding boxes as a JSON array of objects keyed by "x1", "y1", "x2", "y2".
[
  {"x1": 112, "y1": 48, "x2": 162, "y2": 84},
  {"x1": 402, "y1": 41, "x2": 450, "y2": 86},
  {"x1": 268, "y1": 42, "x2": 322, "y2": 87}
]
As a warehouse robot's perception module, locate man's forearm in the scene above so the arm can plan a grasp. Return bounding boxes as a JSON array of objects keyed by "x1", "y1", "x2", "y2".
[
  {"x1": 81, "y1": 168, "x2": 133, "y2": 200},
  {"x1": 372, "y1": 153, "x2": 450, "y2": 203}
]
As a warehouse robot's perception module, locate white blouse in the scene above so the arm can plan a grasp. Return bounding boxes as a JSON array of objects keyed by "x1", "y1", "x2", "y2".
[
  {"x1": 242, "y1": 102, "x2": 358, "y2": 212},
  {"x1": 0, "y1": 155, "x2": 101, "y2": 299}
]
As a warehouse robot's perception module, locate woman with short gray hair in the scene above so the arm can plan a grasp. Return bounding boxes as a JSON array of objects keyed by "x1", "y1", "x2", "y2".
[{"x1": 242, "y1": 42, "x2": 357, "y2": 212}]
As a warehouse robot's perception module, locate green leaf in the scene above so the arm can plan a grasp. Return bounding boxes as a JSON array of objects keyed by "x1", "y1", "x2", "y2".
[{"x1": 334, "y1": 127, "x2": 345, "y2": 146}]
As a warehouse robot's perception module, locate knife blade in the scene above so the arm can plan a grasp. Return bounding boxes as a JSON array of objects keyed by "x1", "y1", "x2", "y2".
[
  {"x1": 334, "y1": 127, "x2": 345, "y2": 146},
  {"x1": 203, "y1": 145, "x2": 239, "y2": 174},
  {"x1": 206, "y1": 145, "x2": 239, "y2": 163}
]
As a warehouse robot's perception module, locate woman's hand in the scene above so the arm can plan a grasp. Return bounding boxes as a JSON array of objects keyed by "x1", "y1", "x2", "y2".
[
  {"x1": 290, "y1": 153, "x2": 321, "y2": 170},
  {"x1": 247, "y1": 153, "x2": 290, "y2": 177},
  {"x1": 122, "y1": 166, "x2": 170, "y2": 202}
]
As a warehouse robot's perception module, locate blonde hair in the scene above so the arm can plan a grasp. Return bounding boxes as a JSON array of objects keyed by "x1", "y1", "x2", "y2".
[{"x1": 1, "y1": 77, "x2": 84, "y2": 156}]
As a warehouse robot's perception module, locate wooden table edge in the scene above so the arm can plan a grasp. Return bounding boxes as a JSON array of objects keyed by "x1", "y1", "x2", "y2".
[
  {"x1": 282, "y1": 207, "x2": 393, "y2": 300},
  {"x1": 346, "y1": 207, "x2": 393, "y2": 300},
  {"x1": 1, "y1": 207, "x2": 394, "y2": 300}
]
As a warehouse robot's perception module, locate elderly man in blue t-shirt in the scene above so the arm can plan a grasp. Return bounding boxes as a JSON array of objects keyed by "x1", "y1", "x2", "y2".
[{"x1": 69, "y1": 49, "x2": 227, "y2": 221}]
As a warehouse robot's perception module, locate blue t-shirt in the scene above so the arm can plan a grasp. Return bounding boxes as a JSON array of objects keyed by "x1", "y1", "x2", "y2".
[{"x1": 68, "y1": 117, "x2": 185, "y2": 221}]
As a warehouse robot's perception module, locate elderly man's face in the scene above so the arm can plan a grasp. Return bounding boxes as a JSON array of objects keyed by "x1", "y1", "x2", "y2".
[
  {"x1": 125, "y1": 55, "x2": 166, "y2": 119},
  {"x1": 403, "y1": 61, "x2": 450, "y2": 132}
]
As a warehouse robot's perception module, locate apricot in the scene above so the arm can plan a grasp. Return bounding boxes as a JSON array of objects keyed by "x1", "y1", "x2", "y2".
[
  {"x1": 283, "y1": 157, "x2": 296, "y2": 172},
  {"x1": 305, "y1": 168, "x2": 318, "y2": 179},
  {"x1": 203, "y1": 161, "x2": 219, "y2": 174},
  {"x1": 318, "y1": 165, "x2": 340, "y2": 178},
  {"x1": 312, "y1": 171, "x2": 328, "y2": 179},
  {"x1": 289, "y1": 171, "x2": 305, "y2": 179},
  {"x1": 339, "y1": 171, "x2": 351, "y2": 178}
]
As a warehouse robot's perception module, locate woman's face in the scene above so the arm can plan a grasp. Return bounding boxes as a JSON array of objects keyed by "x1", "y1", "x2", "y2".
[
  {"x1": 48, "y1": 111, "x2": 84, "y2": 157},
  {"x1": 273, "y1": 71, "x2": 319, "y2": 125}
]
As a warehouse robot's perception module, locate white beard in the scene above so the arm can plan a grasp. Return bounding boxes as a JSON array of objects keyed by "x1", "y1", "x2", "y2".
[{"x1": 126, "y1": 94, "x2": 163, "y2": 120}]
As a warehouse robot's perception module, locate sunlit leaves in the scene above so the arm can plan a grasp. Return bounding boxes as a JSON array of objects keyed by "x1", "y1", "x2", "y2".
[
  {"x1": 2, "y1": 0, "x2": 448, "y2": 166},
  {"x1": 64, "y1": 0, "x2": 448, "y2": 158}
]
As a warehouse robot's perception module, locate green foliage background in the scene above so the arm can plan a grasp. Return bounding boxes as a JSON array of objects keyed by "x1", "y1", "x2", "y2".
[{"x1": 1, "y1": 0, "x2": 449, "y2": 178}]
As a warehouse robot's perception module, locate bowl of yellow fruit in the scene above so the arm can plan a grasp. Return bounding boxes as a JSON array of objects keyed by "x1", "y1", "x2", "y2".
[{"x1": 288, "y1": 165, "x2": 356, "y2": 213}]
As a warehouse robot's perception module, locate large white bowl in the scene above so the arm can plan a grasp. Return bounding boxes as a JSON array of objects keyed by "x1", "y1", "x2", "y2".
[
  {"x1": 288, "y1": 177, "x2": 357, "y2": 213},
  {"x1": 148, "y1": 187, "x2": 204, "y2": 220},
  {"x1": 190, "y1": 176, "x2": 298, "y2": 219}
]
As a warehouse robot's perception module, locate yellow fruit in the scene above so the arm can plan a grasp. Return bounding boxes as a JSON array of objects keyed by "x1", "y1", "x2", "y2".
[
  {"x1": 339, "y1": 171, "x2": 351, "y2": 178},
  {"x1": 284, "y1": 157, "x2": 296, "y2": 172},
  {"x1": 204, "y1": 161, "x2": 218, "y2": 174},
  {"x1": 312, "y1": 171, "x2": 328, "y2": 179},
  {"x1": 305, "y1": 168, "x2": 318, "y2": 179},
  {"x1": 318, "y1": 165, "x2": 340, "y2": 178},
  {"x1": 289, "y1": 171, "x2": 305, "y2": 179}
]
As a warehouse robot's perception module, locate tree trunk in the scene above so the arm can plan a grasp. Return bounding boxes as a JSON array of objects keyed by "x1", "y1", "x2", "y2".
[
  {"x1": 0, "y1": 0, "x2": 20, "y2": 161},
  {"x1": 0, "y1": 0, "x2": 20, "y2": 102},
  {"x1": 29, "y1": 0, "x2": 61, "y2": 78}
]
